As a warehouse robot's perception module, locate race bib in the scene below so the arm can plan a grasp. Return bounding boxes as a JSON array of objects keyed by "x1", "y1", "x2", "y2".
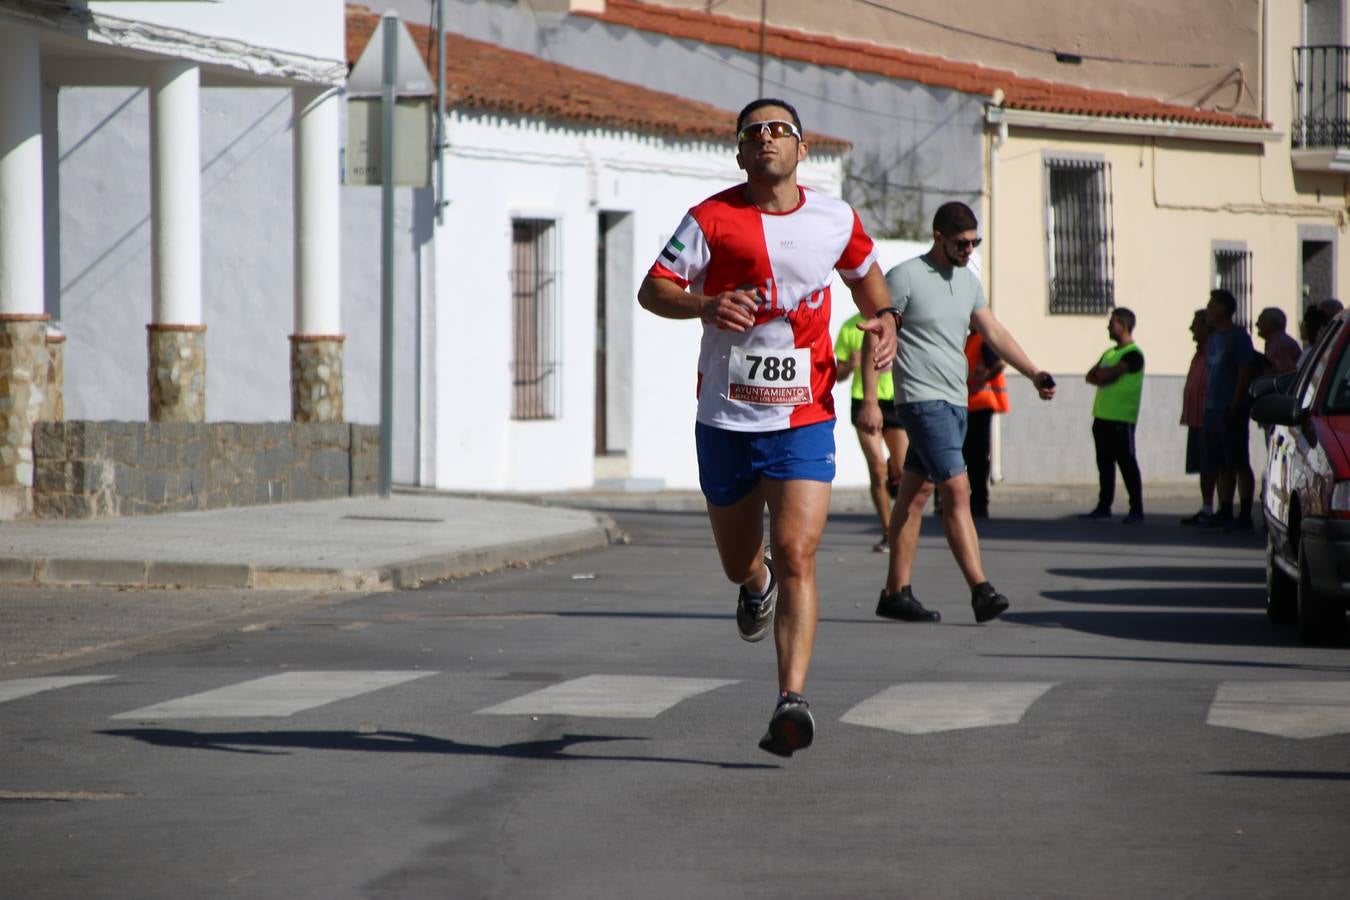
[{"x1": 727, "y1": 346, "x2": 812, "y2": 405}]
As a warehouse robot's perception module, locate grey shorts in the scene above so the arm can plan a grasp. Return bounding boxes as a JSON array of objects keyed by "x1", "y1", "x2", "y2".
[{"x1": 896, "y1": 400, "x2": 968, "y2": 483}]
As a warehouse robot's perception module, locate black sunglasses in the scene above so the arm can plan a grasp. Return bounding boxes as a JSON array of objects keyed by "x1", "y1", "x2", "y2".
[
  {"x1": 736, "y1": 120, "x2": 802, "y2": 143},
  {"x1": 948, "y1": 237, "x2": 982, "y2": 250}
]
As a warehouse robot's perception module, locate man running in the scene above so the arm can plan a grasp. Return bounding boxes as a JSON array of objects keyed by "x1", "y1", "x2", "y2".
[
  {"x1": 877, "y1": 201, "x2": 1055, "y2": 625},
  {"x1": 638, "y1": 98, "x2": 896, "y2": 757}
]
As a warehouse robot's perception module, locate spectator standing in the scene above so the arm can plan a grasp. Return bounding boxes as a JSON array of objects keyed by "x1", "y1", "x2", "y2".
[
  {"x1": 1081, "y1": 308, "x2": 1146, "y2": 524},
  {"x1": 1255, "y1": 307, "x2": 1302, "y2": 374},
  {"x1": 1179, "y1": 309, "x2": 1216, "y2": 525},
  {"x1": 875, "y1": 201, "x2": 1055, "y2": 626},
  {"x1": 963, "y1": 331, "x2": 1009, "y2": 519},
  {"x1": 835, "y1": 312, "x2": 907, "y2": 551},
  {"x1": 1201, "y1": 289, "x2": 1260, "y2": 530}
]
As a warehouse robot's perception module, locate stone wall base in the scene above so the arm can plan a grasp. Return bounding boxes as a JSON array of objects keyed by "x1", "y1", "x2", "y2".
[
  {"x1": 42, "y1": 333, "x2": 64, "y2": 422},
  {"x1": 0, "y1": 315, "x2": 50, "y2": 488},
  {"x1": 148, "y1": 325, "x2": 206, "y2": 422},
  {"x1": 31, "y1": 421, "x2": 379, "y2": 519},
  {"x1": 290, "y1": 335, "x2": 344, "y2": 423}
]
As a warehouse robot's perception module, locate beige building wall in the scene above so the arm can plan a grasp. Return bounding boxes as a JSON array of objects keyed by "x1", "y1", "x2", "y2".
[
  {"x1": 654, "y1": 0, "x2": 1263, "y2": 118},
  {"x1": 985, "y1": 3, "x2": 1346, "y2": 378}
]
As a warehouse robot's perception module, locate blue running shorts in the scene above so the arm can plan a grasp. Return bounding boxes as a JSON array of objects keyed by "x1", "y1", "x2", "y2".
[
  {"x1": 695, "y1": 420, "x2": 836, "y2": 507},
  {"x1": 897, "y1": 400, "x2": 968, "y2": 483}
]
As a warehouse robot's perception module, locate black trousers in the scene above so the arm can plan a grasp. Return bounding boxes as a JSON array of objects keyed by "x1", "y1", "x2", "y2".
[
  {"x1": 963, "y1": 409, "x2": 994, "y2": 513},
  {"x1": 1092, "y1": 417, "x2": 1142, "y2": 513}
]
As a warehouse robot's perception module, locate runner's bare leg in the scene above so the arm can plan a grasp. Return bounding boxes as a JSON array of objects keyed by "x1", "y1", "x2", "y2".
[
  {"x1": 761, "y1": 478, "x2": 831, "y2": 694},
  {"x1": 705, "y1": 484, "x2": 771, "y2": 599}
]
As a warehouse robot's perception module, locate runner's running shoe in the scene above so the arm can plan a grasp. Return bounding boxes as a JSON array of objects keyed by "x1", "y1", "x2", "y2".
[
  {"x1": 758, "y1": 691, "x2": 814, "y2": 757},
  {"x1": 736, "y1": 556, "x2": 776, "y2": 642}
]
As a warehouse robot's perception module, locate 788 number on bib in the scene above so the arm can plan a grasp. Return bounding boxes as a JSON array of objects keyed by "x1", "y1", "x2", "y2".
[{"x1": 727, "y1": 346, "x2": 812, "y2": 405}]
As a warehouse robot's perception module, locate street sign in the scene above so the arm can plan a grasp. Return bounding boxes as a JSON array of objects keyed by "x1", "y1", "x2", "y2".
[
  {"x1": 344, "y1": 15, "x2": 434, "y2": 188},
  {"x1": 344, "y1": 97, "x2": 431, "y2": 187}
]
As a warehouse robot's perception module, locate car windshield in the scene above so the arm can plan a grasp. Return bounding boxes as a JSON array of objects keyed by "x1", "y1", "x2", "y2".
[{"x1": 1325, "y1": 333, "x2": 1350, "y2": 413}]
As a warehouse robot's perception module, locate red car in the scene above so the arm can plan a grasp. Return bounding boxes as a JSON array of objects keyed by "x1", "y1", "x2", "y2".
[{"x1": 1251, "y1": 310, "x2": 1350, "y2": 644}]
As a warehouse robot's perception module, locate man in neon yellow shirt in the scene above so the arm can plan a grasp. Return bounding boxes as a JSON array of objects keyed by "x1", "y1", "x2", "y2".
[
  {"x1": 1081, "y1": 307, "x2": 1145, "y2": 524},
  {"x1": 836, "y1": 312, "x2": 908, "y2": 551}
]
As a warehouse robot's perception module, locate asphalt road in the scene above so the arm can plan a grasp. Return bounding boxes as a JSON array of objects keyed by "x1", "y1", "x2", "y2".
[{"x1": 3, "y1": 501, "x2": 1349, "y2": 899}]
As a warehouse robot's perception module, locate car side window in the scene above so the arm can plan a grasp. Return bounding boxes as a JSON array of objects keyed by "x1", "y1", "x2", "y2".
[
  {"x1": 1325, "y1": 328, "x2": 1350, "y2": 413},
  {"x1": 1300, "y1": 321, "x2": 1344, "y2": 413}
]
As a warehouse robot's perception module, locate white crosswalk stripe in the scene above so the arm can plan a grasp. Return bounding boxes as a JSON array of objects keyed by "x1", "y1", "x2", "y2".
[
  {"x1": 840, "y1": 682, "x2": 1058, "y2": 734},
  {"x1": 1207, "y1": 681, "x2": 1350, "y2": 739},
  {"x1": 476, "y1": 674, "x2": 738, "y2": 719},
  {"x1": 0, "y1": 676, "x2": 114, "y2": 704},
  {"x1": 110, "y1": 671, "x2": 436, "y2": 720}
]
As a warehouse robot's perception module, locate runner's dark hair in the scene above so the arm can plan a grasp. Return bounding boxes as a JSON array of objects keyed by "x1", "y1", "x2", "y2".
[{"x1": 736, "y1": 98, "x2": 802, "y2": 136}]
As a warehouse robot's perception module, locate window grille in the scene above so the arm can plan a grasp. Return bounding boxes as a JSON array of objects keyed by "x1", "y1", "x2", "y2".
[
  {"x1": 1293, "y1": 46, "x2": 1350, "y2": 149},
  {"x1": 511, "y1": 219, "x2": 561, "y2": 420},
  {"x1": 1214, "y1": 247, "x2": 1254, "y2": 331},
  {"x1": 1045, "y1": 157, "x2": 1115, "y2": 315}
]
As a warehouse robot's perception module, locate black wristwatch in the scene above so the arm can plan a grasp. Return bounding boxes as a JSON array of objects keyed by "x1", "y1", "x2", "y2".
[{"x1": 875, "y1": 307, "x2": 901, "y2": 328}]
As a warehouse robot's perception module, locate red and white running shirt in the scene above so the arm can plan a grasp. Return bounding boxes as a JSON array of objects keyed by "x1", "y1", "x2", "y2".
[{"x1": 648, "y1": 185, "x2": 878, "y2": 432}]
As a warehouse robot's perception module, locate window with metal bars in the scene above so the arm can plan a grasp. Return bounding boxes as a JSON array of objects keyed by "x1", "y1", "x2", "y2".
[
  {"x1": 510, "y1": 219, "x2": 562, "y2": 420},
  {"x1": 1044, "y1": 157, "x2": 1115, "y2": 314},
  {"x1": 1213, "y1": 244, "x2": 1254, "y2": 331}
]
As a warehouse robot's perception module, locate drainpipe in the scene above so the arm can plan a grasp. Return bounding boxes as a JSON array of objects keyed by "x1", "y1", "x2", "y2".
[{"x1": 985, "y1": 91, "x2": 1008, "y2": 484}]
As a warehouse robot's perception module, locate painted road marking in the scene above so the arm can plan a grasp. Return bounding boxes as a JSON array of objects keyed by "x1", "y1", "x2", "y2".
[
  {"x1": 1207, "y1": 681, "x2": 1350, "y2": 739},
  {"x1": 110, "y1": 671, "x2": 436, "y2": 720},
  {"x1": 0, "y1": 676, "x2": 114, "y2": 704},
  {"x1": 476, "y1": 674, "x2": 738, "y2": 719},
  {"x1": 841, "y1": 682, "x2": 1058, "y2": 734}
]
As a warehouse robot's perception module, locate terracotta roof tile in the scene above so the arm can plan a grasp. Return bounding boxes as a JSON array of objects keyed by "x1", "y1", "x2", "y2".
[
  {"x1": 345, "y1": 5, "x2": 851, "y2": 150},
  {"x1": 582, "y1": 0, "x2": 1270, "y2": 131}
]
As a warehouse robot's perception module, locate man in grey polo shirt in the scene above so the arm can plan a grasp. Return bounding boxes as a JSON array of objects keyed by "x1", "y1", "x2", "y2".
[{"x1": 874, "y1": 201, "x2": 1056, "y2": 624}]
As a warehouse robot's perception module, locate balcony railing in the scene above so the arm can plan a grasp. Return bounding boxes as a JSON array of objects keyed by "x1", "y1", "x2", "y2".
[{"x1": 1294, "y1": 45, "x2": 1350, "y2": 149}]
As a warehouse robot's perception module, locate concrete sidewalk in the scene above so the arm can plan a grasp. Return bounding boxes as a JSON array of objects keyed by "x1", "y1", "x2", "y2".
[
  {"x1": 0, "y1": 493, "x2": 620, "y2": 592},
  {"x1": 0, "y1": 480, "x2": 1199, "y2": 593}
]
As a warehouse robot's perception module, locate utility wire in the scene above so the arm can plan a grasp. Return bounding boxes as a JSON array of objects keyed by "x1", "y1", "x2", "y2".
[{"x1": 853, "y1": 0, "x2": 1228, "y2": 69}]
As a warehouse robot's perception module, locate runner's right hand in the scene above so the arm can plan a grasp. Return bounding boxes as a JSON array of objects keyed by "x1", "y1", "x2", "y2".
[{"x1": 701, "y1": 289, "x2": 760, "y2": 332}]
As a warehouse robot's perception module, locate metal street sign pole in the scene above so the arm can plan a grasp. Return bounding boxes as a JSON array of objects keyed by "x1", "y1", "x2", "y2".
[{"x1": 378, "y1": 12, "x2": 397, "y2": 498}]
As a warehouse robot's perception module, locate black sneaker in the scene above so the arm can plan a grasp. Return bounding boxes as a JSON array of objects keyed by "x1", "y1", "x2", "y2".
[
  {"x1": 1179, "y1": 510, "x2": 1213, "y2": 526},
  {"x1": 758, "y1": 692, "x2": 815, "y2": 757},
  {"x1": 1078, "y1": 507, "x2": 1111, "y2": 520},
  {"x1": 736, "y1": 557, "x2": 776, "y2": 642},
  {"x1": 971, "y1": 581, "x2": 1010, "y2": 623},
  {"x1": 876, "y1": 586, "x2": 941, "y2": 623}
]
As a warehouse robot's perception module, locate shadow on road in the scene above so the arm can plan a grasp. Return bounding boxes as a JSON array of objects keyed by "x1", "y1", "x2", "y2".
[
  {"x1": 1046, "y1": 565, "x2": 1264, "y2": 584},
  {"x1": 1209, "y1": 770, "x2": 1350, "y2": 781},
  {"x1": 97, "y1": 728, "x2": 778, "y2": 770},
  {"x1": 1040, "y1": 586, "x2": 1264, "y2": 610},
  {"x1": 1001, "y1": 609, "x2": 1300, "y2": 648}
]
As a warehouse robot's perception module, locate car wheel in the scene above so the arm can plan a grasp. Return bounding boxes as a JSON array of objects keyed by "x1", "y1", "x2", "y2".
[
  {"x1": 1296, "y1": 534, "x2": 1346, "y2": 645},
  {"x1": 1265, "y1": 533, "x2": 1297, "y2": 624}
]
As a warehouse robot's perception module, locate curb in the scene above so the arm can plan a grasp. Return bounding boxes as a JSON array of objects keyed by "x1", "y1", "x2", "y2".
[{"x1": 0, "y1": 515, "x2": 621, "y2": 592}]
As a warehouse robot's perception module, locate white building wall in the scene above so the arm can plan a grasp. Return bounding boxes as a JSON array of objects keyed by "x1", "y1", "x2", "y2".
[{"x1": 432, "y1": 111, "x2": 863, "y2": 493}]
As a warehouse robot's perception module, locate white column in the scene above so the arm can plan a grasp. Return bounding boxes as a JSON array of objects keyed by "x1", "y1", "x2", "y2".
[
  {"x1": 0, "y1": 29, "x2": 44, "y2": 316},
  {"x1": 150, "y1": 62, "x2": 201, "y2": 326},
  {"x1": 292, "y1": 85, "x2": 341, "y2": 335}
]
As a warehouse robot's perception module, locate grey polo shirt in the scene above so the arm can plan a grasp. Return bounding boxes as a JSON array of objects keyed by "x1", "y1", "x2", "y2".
[{"x1": 885, "y1": 255, "x2": 987, "y2": 406}]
